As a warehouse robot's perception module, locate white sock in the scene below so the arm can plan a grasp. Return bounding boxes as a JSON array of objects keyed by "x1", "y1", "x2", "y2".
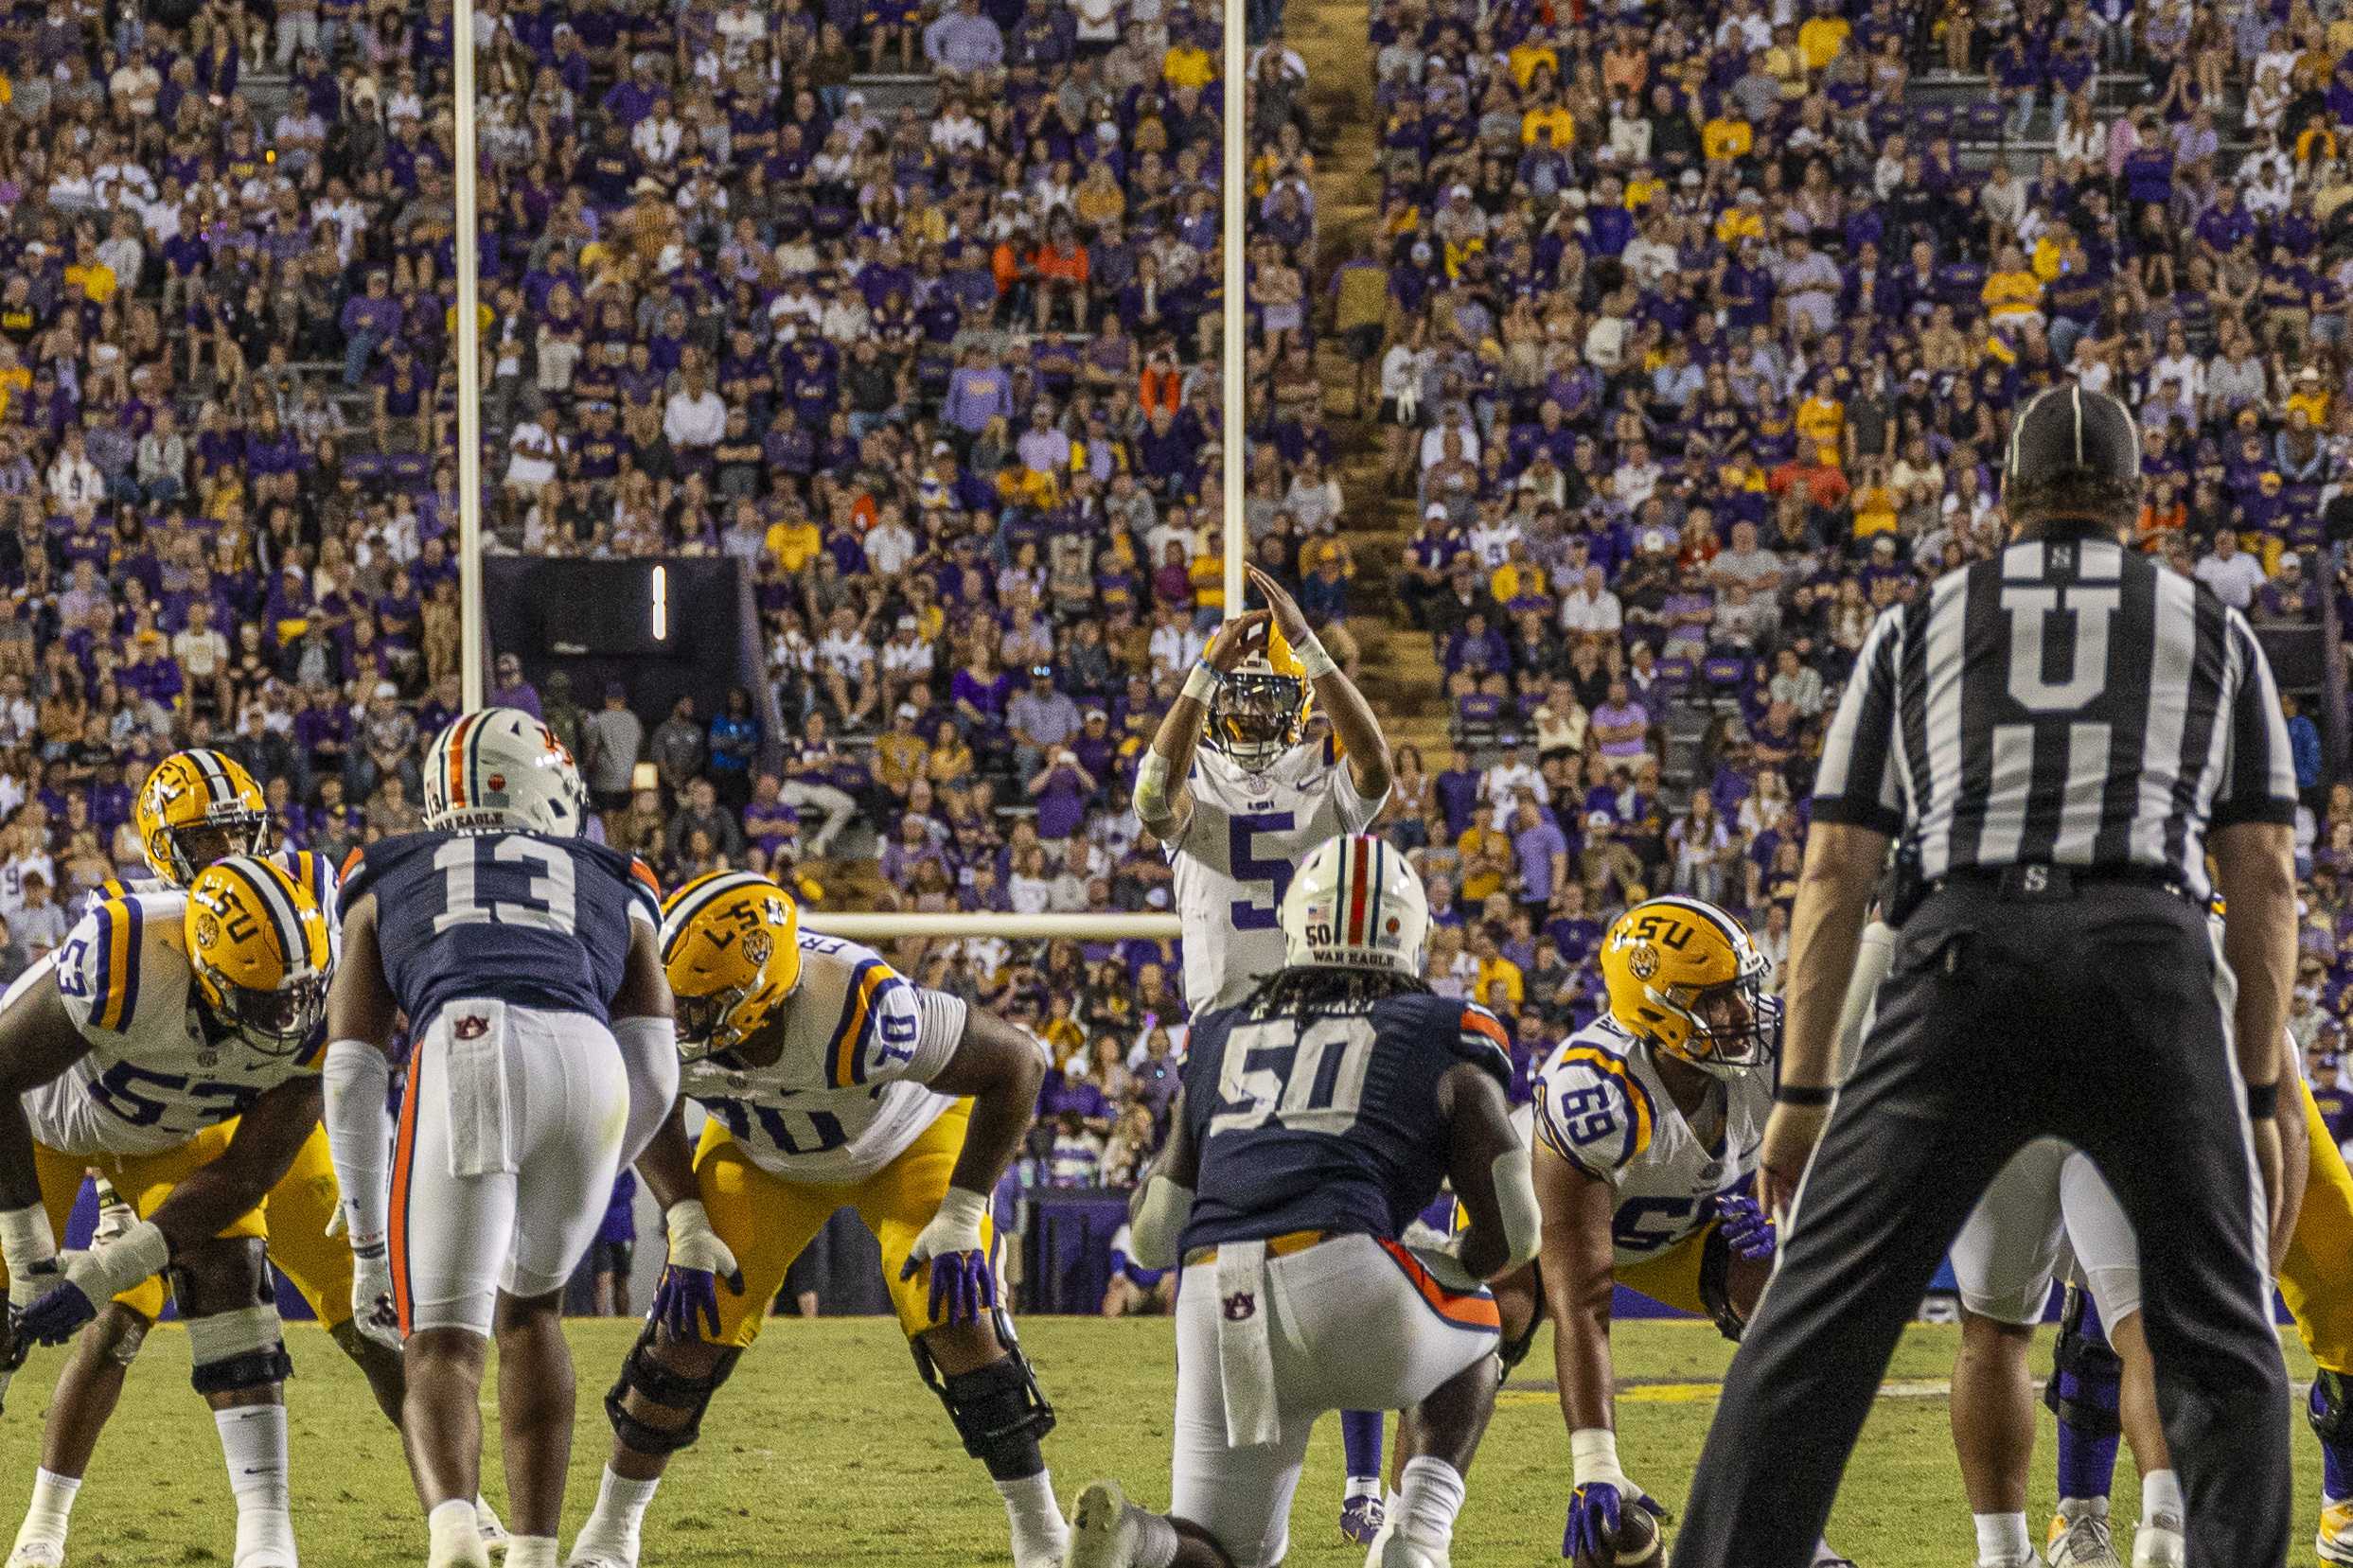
[
  {"x1": 11, "y1": 1468, "x2": 80, "y2": 1552},
  {"x1": 1344, "y1": 1475, "x2": 1383, "y2": 1503},
  {"x1": 504, "y1": 1537, "x2": 557, "y2": 1568},
  {"x1": 2141, "y1": 1470, "x2": 2184, "y2": 1528},
  {"x1": 215, "y1": 1405, "x2": 295, "y2": 1562},
  {"x1": 575, "y1": 1465, "x2": 661, "y2": 1556},
  {"x1": 1973, "y1": 1510, "x2": 2032, "y2": 1567},
  {"x1": 1812, "y1": 1544, "x2": 1849, "y2": 1567},
  {"x1": 1396, "y1": 1455, "x2": 1467, "y2": 1550},
  {"x1": 2057, "y1": 1493, "x2": 2108, "y2": 1522},
  {"x1": 995, "y1": 1469, "x2": 1067, "y2": 1559},
  {"x1": 1129, "y1": 1509, "x2": 1179, "y2": 1568},
  {"x1": 427, "y1": 1497, "x2": 487, "y2": 1568}
]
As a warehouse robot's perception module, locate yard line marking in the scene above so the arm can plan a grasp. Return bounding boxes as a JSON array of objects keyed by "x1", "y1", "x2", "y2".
[{"x1": 1499, "y1": 1377, "x2": 2318, "y2": 1408}]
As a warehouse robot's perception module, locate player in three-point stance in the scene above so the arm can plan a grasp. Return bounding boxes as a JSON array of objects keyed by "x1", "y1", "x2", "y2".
[
  {"x1": 319, "y1": 708, "x2": 674, "y2": 1568},
  {"x1": 1135, "y1": 564, "x2": 1396, "y2": 1546},
  {"x1": 0, "y1": 854, "x2": 337, "y2": 1568},
  {"x1": 0, "y1": 748, "x2": 507, "y2": 1567},
  {"x1": 1067, "y1": 834, "x2": 1540, "y2": 1568},
  {"x1": 563, "y1": 870, "x2": 1068, "y2": 1568},
  {"x1": 1532, "y1": 896, "x2": 1854, "y2": 1568}
]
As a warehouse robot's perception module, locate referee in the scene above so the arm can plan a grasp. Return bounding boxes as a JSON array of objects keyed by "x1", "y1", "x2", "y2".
[{"x1": 1670, "y1": 385, "x2": 2299, "y2": 1568}]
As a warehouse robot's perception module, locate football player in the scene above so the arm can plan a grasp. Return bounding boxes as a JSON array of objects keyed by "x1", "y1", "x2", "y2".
[
  {"x1": 319, "y1": 709, "x2": 671, "y2": 1568},
  {"x1": 0, "y1": 856, "x2": 338, "y2": 1568},
  {"x1": 0, "y1": 748, "x2": 511, "y2": 1567},
  {"x1": 1068, "y1": 834, "x2": 1539, "y2": 1568},
  {"x1": 1530, "y1": 896, "x2": 1853, "y2": 1568},
  {"x1": 1135, "y1": 564, "x2": 1396, "y2": 1543},
  {"x1": 564, "y1": 870, "x2": 1067, "y2": 1568}
]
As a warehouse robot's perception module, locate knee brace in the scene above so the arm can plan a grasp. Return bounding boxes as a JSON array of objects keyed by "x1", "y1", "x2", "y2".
[
  {"x1": 2043, "y1": 1286, "x2": 2123, "y2": 1439},
  {"x1": 2313, "y1": 1368, "x2": 2353, "y2": 1446},
  {"x1": 911, "y1": 1310, "x2": 1056, "y2": 1479},
  {"x1": 1699, "y1": 1225, "x2": 1747, "y2": 1343},
  {"x1": 1498, "y1": 1266, "x2": 1548, "y2": 1375},
  {"x1": 603, "y1": 1319, "x2": 741, "y2": 1456},
  {"x1": 186, "y1": 1305, "x2": 292, "y2": 1395}
]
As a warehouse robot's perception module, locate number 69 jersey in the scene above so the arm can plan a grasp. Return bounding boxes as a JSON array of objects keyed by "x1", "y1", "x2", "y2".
[
  {"x1": 1530, "y1": 1017, "x2": 1773, "y2": 1268},
  {"x1": 16, "y1": 887, "x2": 313, "y2": 1157},
  {"x1": 677, "y1": 932, "x2": 967, "y2": 1187},
  {"x1": 1163, "y1": 741, "x2": 1386, "y2": 1016}
]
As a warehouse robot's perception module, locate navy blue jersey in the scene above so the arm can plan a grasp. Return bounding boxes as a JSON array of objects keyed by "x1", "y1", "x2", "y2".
[
  {"x1": 1179, "y1": 989, "x2": 1513, "y2": 1254},
  {"x1": 340, "y1": 831, "x2": 659, "y2": 1035}
]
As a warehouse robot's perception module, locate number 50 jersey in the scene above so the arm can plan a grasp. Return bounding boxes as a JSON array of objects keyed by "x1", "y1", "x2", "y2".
[
  {"x1": 340, "y1": 831, "x2": 659, "y2": 1037},
  {"x1": 1163, "y1": 741, "x2": 1386, "y2": 1016}
]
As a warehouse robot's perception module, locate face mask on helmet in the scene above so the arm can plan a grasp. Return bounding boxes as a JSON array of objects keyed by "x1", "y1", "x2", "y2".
[
  {"x1": 676, "y1": 982, "x2": 758, "y2": 1062},
  {"x1": 1208, "y1": 672, "x2": 1304, "y2": 773},
  {"x1": 204, "y1": 968, "x2": 329, "y2": 1057},
  {"x1": 167, "y1": 816, "x2": 269, "y2": 884},
  {"x1": 1660, "y1": 971, "x2": 1780, "y2": 1077}
]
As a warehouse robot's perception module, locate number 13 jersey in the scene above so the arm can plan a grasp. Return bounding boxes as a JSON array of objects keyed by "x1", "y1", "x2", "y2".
[
  {"x1": 1164, "y1": 740, "x2": 1386, "y2": 1015},
  {"x1": 340, "y1": 831, "x2": 659, "y2": 1037}
]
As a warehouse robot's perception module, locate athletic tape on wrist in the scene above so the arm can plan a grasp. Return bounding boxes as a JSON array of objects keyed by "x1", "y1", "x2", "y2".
[
  {"x1": 1293, "y1": 630, "x2": 1336, "y2": 681},
  {"x1": 1570, "y1": 1427, "x2": 1626, "y2": 1489},
  {"x1": 1181, "y1": 661, "x2": 1221, "y2": 706}
]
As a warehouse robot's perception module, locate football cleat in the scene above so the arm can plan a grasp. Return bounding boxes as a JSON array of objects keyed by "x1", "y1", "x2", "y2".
[
  {"x1": 476, "y1": 1497, "x2": 507, "y2": 1557},
  {"x1": 5, "y1": 1542, "x2": 62, "y2": 1567},
  {"x1": 1065, "y1": 1482, "x2": 1145, "y2": 1568},
  {"x1": 2131, "y1": 1513, "x2": 2184, "y2": 1568},
  {"x1": 1340, "y1": 1494, "x2": 1387, "y2": 1547},
  {"x1": 2322, "y1": 1499, "x2": 2353, "y2": 1565},
  {"x1": 1365, "y1": 1517, "x2": 1450, "y2": 1568},
  {"x1": 2046, "y1": 1509, "x2": 2122, "y2": 1568}
]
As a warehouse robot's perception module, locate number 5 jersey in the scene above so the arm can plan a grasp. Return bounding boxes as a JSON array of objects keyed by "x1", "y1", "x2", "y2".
[{"x1": 1163, "y1": 740, "x2": 1386, "y2": 1017}]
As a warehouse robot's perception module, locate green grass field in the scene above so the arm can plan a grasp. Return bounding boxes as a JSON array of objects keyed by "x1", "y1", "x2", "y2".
[{"x1": 0, "y1": 1317, "x2": 2329, "y2": 1565}]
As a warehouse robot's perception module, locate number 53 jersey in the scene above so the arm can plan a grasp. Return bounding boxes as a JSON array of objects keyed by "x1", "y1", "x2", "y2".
[
  {"x1": 18, "y1": 887, "x2": 312, "y2": 1157},
  {"x1": 1530, "y1": 1017, "x2": 1772, "y2": 1269},
  {"x1": 677, "y1": 933, "x2": 967, "y2": 1187}
]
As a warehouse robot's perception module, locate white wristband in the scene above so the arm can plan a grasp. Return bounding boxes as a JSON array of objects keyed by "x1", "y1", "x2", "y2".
[
  {"x1": 1181, "y1": 661, "x2": 1221, "y2": 705},
  {"x1": 1571, "y1": 1427, "x2": 1626, "y2": 1489},
  {"x1": 665, "y1": 1198, "x2": 717, "y2": 1246},
  {"x1": 935, "y1": 1186, "x2": 990, "y2": 1230},
  {"x1": 0, "y1": 1203, "x2": 54, "y2": 1276},
  {"x1": 1293, "y1": 629, "x2": 1337, "y2": 681},
  {"x1": 93, "y1": 1219, "x2": 171, "y2": 1297}
]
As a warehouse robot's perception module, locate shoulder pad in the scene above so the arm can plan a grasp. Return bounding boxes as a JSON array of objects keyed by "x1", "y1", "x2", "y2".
[
  {"x1": 56, "y1": 892, "x2": 176, "y2": 1038},
  {"x1": 1390, "y1": 994, "x2": 1514, "y2": 1088},
  {"x1": 818, "y1": 950, "x2": 919, "y2": 1090},
  {"x1": 1533, "y1": 1037, "x2": 1654, "y2": 1178}
]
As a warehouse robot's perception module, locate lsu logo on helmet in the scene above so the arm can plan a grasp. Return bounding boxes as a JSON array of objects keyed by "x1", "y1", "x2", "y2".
[
  {"x1": 185, "y1": 855, "x2": 333, "y2": 1056},
  {"x1": 660, "y1": 871, "x2": 803, "y2": 1062},
  {"x1": 135, "y1": 749, "x2": 270, "y2": 886},
  {"x1": 1600, "y1": 896, "x2": 1778, "y2": 1077}
]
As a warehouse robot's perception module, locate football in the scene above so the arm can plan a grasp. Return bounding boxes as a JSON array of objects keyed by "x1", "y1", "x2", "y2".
[{"x1": 1611, "y1": 1502, "x2": 1663, "y2": 1566}]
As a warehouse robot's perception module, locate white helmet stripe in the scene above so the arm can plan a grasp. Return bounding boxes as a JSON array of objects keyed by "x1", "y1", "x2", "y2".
[
  {"x1": 221, "y1": 860, "x2": 306, "y2": 971},
  {"x1": 660, "y1": 872, "x2": 767, "y2": 961},
  {"x1": 187, "y1": 748, "x2": 235, "y2": 805}
]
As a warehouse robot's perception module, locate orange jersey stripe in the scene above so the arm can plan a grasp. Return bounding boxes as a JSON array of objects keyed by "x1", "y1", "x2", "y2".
[
  {"x1": 1460, "y1": 1009, "x2": 1511, "y2": 1049},
  {"x1": 829, "y1": 964, "x2": 890, "y2": 1088},
  {"x1": 1378, "y1": 1239, "x2": 1503, "y2": 1331},
  {"x1": 629, "y1": 857, "x2": 662, "y2": 899},
  {"x1": 389, "y1": 1048, "x2": 423, "y2": 1337}
]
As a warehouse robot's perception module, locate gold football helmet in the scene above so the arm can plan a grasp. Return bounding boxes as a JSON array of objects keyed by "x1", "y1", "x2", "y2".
[
  {"x1": 1205, "y1": 623, "x2": 1316, "y2": 774},
  {"x1": 185, "y1": 855, "x2": 332, "y2": 1056},
  {"x1": 660, "y1": 871, "x2": 803, "y2": 1063},
  {"x1": 136, "y1": 749, "x2": 270, "y2": 886},
  {"x1": 1600, "y1": 895, "x2": 1778, "y2": 1075}
]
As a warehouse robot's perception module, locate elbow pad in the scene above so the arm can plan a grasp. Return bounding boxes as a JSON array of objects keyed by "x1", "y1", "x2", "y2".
[
  {"x1": 1129, "y1": 1174, "x2": 1193, "y2": 1271},
  {"x1": 1134, "y1": 749, "x2": 1173, "y2": 823},
  {"x1": 321, "y1": 1040, "x2": 393, "y2": 1246},
  {"x1": 1492, "y1": 1145, "x2": 1541, "y2": 1273},
  {"x1": 610, "y1": 1015, "x2": 681, "y2": 1170}
]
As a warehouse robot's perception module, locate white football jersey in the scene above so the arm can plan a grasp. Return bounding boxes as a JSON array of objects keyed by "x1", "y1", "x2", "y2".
[
  {"x1": 17, "y1": 889, "x2": 319, "y2": 1158},
  {"x1": 677, "y1": 931, "x2": 964, "y2": 1185},
  {"x1": 1166, "y1": 738, "x2": 1387, "y2": 1014},
  {"x1": 1530, "y1": 1016, "x2": 1773, "y2": 1268}
]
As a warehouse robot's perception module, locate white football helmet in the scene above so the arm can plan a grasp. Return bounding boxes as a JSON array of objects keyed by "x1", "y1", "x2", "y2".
[
  {"x1": 1279, "y1": 833, "x2": 1428, "y2": 980},
  {"x1": 421, "y1": 706, "x2": 589, "y2": 836}
]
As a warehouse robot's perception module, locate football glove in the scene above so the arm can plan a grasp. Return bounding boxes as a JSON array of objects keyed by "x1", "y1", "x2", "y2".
[
  {"x1": 20, "y1": 1221, "x2": 168, "y2": 1347},
  {"x1": 900, "y1": 1187, "x2": 995, "y2": 1328},
  {"x1": 1715, "y1": 1192, "x2": 1777, "y2": 1261},
  {"x1": 349, "y1": 1242, "x2": 401, "y2": 1350},
  {"x1": 651, "y1": 1199, "x2": 743, "y2": 1342},
  {"x1": 1564, "y1": 1479, "x2": 1663, "y2": 1566}
]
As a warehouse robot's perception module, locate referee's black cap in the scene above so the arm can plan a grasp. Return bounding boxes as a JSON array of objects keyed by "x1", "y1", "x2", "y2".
[{"x1": 2003, "y1": 383, "x2": 2143, "y2": 522}]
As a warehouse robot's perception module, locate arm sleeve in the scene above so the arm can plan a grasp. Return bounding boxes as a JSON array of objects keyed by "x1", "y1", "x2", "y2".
[
  {"x1": 1530, "y1": 1044, "x2": 1651, "y2": 1182},
  {"x1": 2212, "y1": 610, "x2": 2302, "y2": 827},
  {"x1": 320, "y1": 1040, "x2": 392, "y2": 1244},
  {"x1": 1809, "y1": 606, "x2": 1909, "y2": 835}
]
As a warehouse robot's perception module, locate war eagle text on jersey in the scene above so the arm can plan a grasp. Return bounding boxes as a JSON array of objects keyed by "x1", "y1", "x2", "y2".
[
  {"x1": 677, "y1": 931, "x2": 965, "y2": 1185},
  {"x1": 1165, "y1": 739, "x2": 1388, "y2": 1014},
  {"x1": 19, "y1": 888, "x2": 316, "y2": 1156},
  {"x1": 1530, "y1": 1017, "x2": 1773, "y2": 1265},
  {"x1": 341, "y1": 831, "x2": 658, "y2": 1037},
  {"x1": 1178, "y1": 991, "x2": 1511, "y2": 1254}
]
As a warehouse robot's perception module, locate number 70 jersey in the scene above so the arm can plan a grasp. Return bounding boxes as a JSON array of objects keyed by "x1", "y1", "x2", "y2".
[
  {"x1": 1164, "y1": 741, "x2": 1386, "y2": 1015},
  {"x1": 340, "y1": 830, "x2": 660, "y2": 1038}
]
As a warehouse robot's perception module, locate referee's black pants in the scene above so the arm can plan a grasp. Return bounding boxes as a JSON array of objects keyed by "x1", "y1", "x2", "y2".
[{"x1": 1671, "y1": 883, "x2": 2291, "y2": 1568}]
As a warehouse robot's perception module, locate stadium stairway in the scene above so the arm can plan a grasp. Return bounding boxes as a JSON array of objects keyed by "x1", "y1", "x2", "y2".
[{"x1": 1298, "y1": 6, "x2": 1455, "y2": 766}]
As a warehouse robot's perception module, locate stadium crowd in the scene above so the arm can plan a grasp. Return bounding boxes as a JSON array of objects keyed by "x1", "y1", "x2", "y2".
[{"x1": 0, "y1": 0, "x2": 2351, "y2": 1226}]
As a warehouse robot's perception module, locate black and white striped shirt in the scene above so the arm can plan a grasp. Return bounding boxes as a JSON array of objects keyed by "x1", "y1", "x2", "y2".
[{"x1": 1812, "y1": 539, "x2": 2299, "y2": 900}]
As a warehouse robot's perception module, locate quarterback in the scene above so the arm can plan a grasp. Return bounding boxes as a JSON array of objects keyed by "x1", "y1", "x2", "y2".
[
  {"x1": 564, "y1": 871, "x2": 1067, "y2": 1568},
  {"x1": 1136, "y1": 563, "x2": 1395, "y2": 1542},
  {"x1": 0, "y1": 748, "x2": 508, "y2": 1567},
  {"x1": 0, "y1": 855, "x2": 338, "y2": 1568},
  {"x1": 1530, "y1": 896, "x2": 1851, "y2": 1568}
]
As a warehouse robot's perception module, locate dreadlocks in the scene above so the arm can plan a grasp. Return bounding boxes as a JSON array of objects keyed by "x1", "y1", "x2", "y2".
[{"x1": 1244, "y1": 966, "x2": 1431, "y2": 1019}]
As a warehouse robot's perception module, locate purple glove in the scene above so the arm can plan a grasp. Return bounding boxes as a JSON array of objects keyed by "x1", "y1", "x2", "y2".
[
  {"x1": 651, "y1": 1200, "x2": 743, "y2": 1342},
  {"x1": 17, "y1": 1280, "x2": 96, "y2": 1347},
  {"x1": 905, "y1": 1247, "x2": 997, "y2": 1328},
  {"x1": 1716, "y1": 1192, "x2": 1777, "y2": 1261},
  {"x1": 1564, "y1": 1482, "x2": 1662, "y2": 1565}
]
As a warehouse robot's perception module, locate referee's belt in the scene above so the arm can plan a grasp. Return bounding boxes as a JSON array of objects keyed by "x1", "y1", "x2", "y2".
[
  {"x1": 1927, "y1": 863, "x2": 2195, "y2": 906},
  {"x1": 1184, "y1": 1229, "x2": 1334, "y2": 1268}
]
